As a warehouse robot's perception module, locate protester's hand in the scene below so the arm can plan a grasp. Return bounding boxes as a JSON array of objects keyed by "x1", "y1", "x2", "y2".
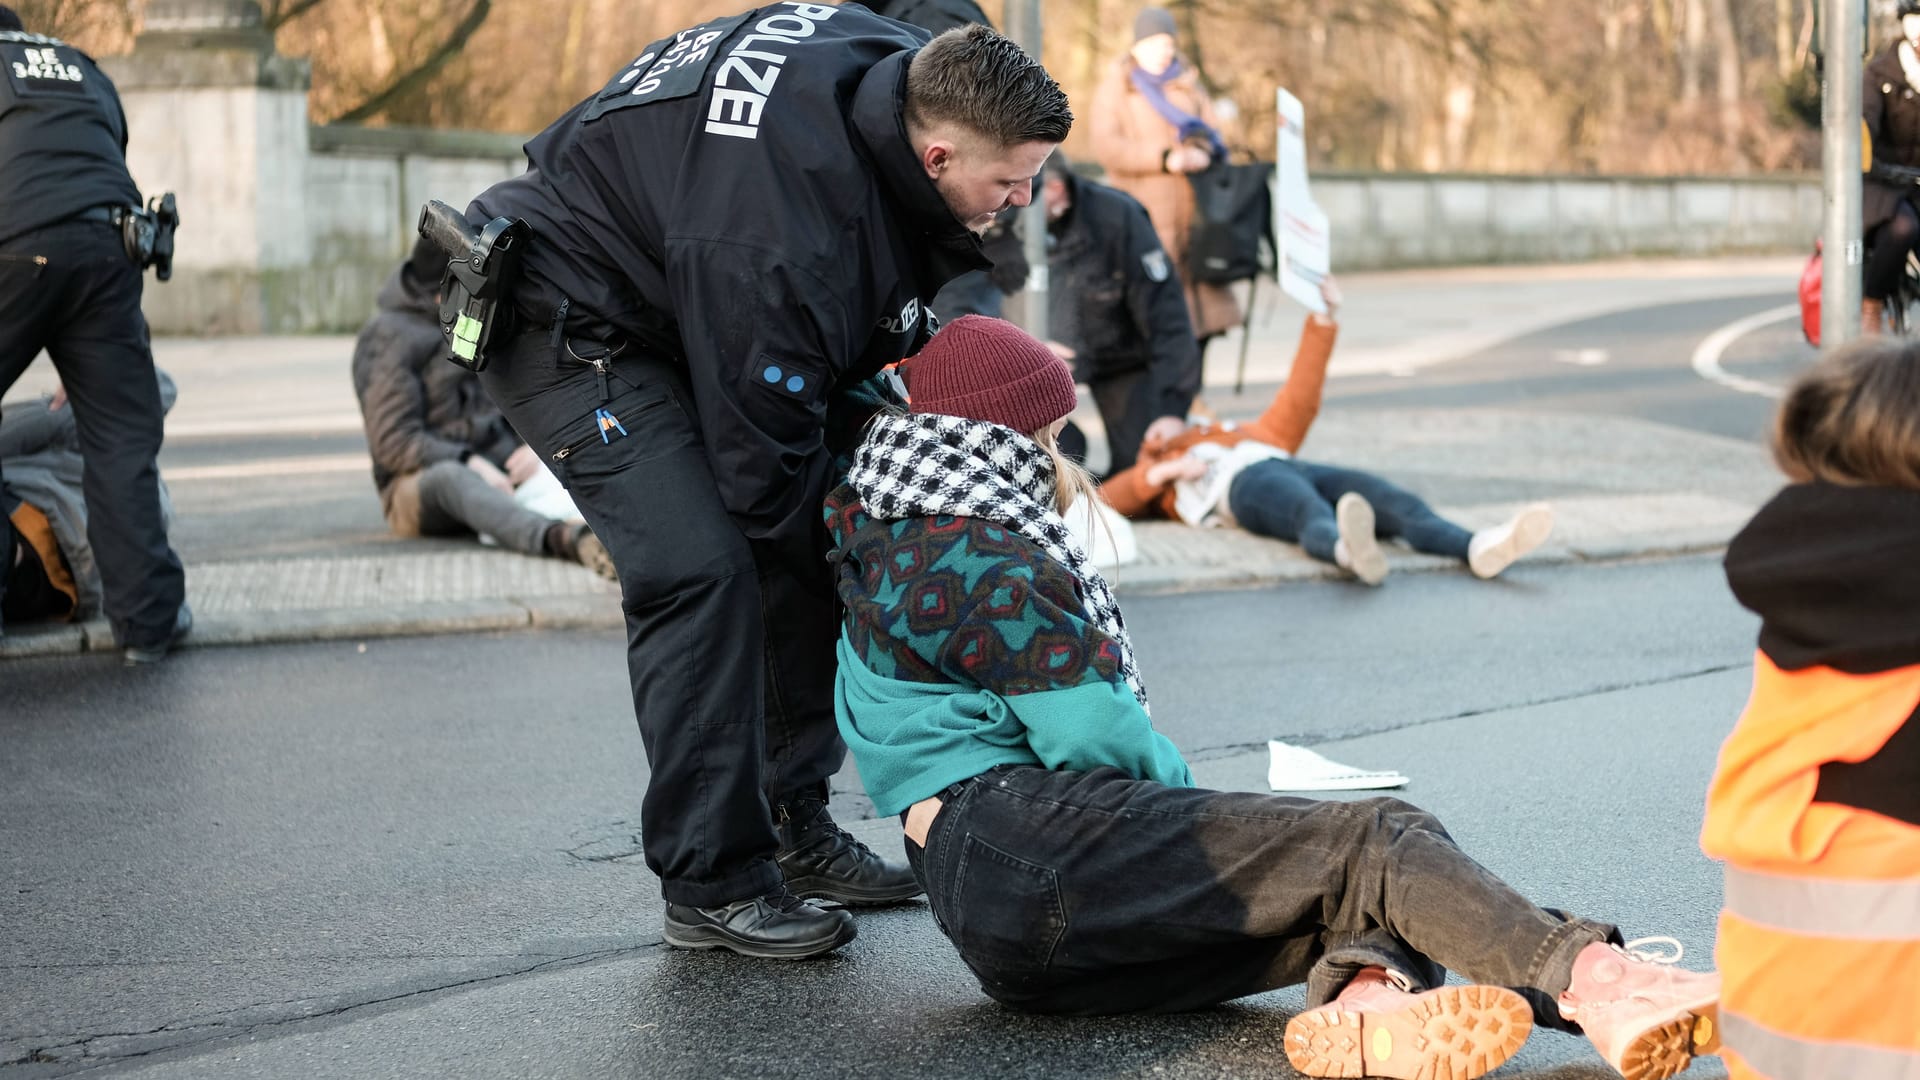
[
  {"x1": 1044, "y1": 340, "x2": 1077, "y2": 362},
  {"x1": 1144, "y1": 455, "x2": 1208, "y2": 488},
  {"x1": 504, "y1": 443, "x2": 541, "y2": 487},
  {"x1": 47, "y1": 384, "x2": 66, "y2": 411},
  {"x1": 1166, "y1": 146, "x2": 1211, "y2": 174},
  {"x1": 1315, "y1": 275, "x2": 1343, "y2": 324},
  {"x1": 466, "y1": 453, "x2": 514, "y2": 496},
  {"x1": 1142, "y1": 415, "x2": 1188, "y2": 449}
]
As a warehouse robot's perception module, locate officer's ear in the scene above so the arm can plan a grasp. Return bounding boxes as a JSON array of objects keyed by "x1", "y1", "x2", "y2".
[{"x1": 920, "y1": 138, "x2": 959, "y2": 182}]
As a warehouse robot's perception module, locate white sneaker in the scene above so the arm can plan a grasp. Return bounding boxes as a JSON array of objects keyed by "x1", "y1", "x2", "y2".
[
  {"x1": 1334, "y1": 493, "x2": 1388, "y2": 586},
  {"x1": 1467, "y1": 502, "x2": 1554, "y2": 579}
]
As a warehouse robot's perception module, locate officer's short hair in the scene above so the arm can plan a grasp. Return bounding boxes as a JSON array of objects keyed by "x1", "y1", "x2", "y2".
[
  {"x1": 0, "y1": 6, "x2": 24, "y2": 32},
  {"x1": 905, "y1": 25, "x2": 1071, "y2": 147}
]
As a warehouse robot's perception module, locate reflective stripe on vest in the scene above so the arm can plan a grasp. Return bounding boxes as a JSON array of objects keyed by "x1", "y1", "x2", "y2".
[
  {"x1": 1724, "y1": 1009, "x2": 1920, "y2": 1080},
  {"x1": 1724, "y1": 866, "x2": 1920, "y2": 940}
]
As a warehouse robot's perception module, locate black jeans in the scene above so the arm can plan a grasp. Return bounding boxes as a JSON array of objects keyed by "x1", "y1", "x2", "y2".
[
  {"x1": 1087, "y1": 368, "x2": 1154, "y2": 479},
  {"x1": 477, "y1": 329, "x2": 844, "y2": 907},
  {"x1": 0, "y1": 220, "x2": 184, "y2": 647},
  {"x1": 1227, "y1": 458, "x2": 1472, "y2": 564},
  {"x1": 905, "y1": 765, "x2": 1615, "y2": 1025},
  {"x1": 1865, "y1": 199, "x2": 1920, "y2": 302}
]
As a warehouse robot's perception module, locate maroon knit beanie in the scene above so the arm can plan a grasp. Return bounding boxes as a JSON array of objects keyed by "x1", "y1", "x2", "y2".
[{"x1": 905, "y1": 315, "x2": 1078, "y2": 434}]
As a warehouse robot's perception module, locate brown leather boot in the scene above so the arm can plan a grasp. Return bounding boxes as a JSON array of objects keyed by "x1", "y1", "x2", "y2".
[{"x1": 1863, "y1": 297, "x2": 1887, "y2": 335}]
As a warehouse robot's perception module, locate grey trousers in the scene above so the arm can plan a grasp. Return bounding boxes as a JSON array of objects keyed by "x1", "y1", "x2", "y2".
[{"x1": 382, "y1": 459, "x2": 551, "y2": 555}]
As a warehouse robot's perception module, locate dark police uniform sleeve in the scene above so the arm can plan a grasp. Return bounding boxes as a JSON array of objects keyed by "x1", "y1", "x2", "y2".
[
  {"x1": 667, "y1": 239, "x2": 859, "y2": 572},
  {"x1": 1120, "y1": 199, "x2": 1202, "y2": 423}
]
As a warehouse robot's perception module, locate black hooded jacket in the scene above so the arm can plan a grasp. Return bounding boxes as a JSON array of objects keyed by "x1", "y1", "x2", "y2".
[
  {"x1": 468, "y1": 4, "x2": 990, "y2": 563},
  {"x1": 351, "y1": 242, "x2": 519, "y2": 497}
]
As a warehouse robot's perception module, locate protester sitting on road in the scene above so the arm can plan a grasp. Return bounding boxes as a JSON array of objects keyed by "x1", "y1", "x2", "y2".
[
  {"x1": 826, "y1": 315, "x2": 1722, "y2": 1080},
  {"x1": 1038, "y1": 153, "x2": 1200, "y2": 478},
  {"x1": 1090, "y1": 6, "x2": 1240, "y2": 366},
  {"x1": 1860, "y1": 0, "x2": 1920, "y2": 335},
  {"x1": 1100, "y1": 276, "x2": 1554, "y2": 585},
  {"x1": 1701, "y1": 337, "x2": 1920, "y2": 1080},
  {"x1": 2, "y1": 373, "x2": 176, "y2": 629},
  {"x1": 351, "y1": 239, "x2": 613, "y2": 579}
]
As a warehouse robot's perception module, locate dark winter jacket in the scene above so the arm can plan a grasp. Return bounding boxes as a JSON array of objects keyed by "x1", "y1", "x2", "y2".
[
  {"x1": 350, "y1": 247, "x2": 519, "y2": 498},
  {"x1": 862, "y1": 0, "x2": 988, "y2": 35},
  {"x1": 1, "y1": 372, "x2": 175, "y2": 622},
  {"x1": 0, "y1": 28, "x2": 140, "y2": 247},
  {"x1": 1048, "y1": 170, "x2": 1200, "y2": 419},
  {"x1": 1863, "y1": 44, "x2": 1920, "y2": 233},
  {"x1": 468, "y1": 5, "x2": 991, "y2": 572}
]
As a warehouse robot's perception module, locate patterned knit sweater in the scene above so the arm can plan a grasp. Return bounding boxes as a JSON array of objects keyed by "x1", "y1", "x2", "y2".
[{"x1": 825, "y1": 484, "x2": 1193, "y2": 816}]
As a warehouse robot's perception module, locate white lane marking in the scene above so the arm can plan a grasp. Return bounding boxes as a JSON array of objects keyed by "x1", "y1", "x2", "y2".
[
  {"x1": 1551, "y1": 348, "x2": 1609, "y2": 366},
  {"x1": 1691, "y1": 303, "x2": 1799, "y2": 399},
  {"x1": 164, "y1": 453, "x2": 370, "y2": 481},
  {"x1": 167, "y1": 413, "x2": 365, "y2": 438}
]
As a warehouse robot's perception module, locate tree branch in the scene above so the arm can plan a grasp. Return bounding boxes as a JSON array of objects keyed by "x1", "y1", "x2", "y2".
[
  {"x1": 331, "y1": 0, "x2": 492, "y2": 126},
  {"x1": 263, "y1": 0, "x2": 327, "y2": 33}
]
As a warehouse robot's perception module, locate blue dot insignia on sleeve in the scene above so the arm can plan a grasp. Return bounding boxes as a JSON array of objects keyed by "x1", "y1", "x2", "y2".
[
  {"x1": 763, "y1": 365, "x2": 783, "y2": 383},
  {"x1": 785, "y1": 375, "x2": 806, "y2": 393}
]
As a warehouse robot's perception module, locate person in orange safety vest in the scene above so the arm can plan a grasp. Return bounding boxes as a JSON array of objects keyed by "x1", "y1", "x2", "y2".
[{"x1": 1702, "y1": 334, "x2": 1920, "y2": 1080}]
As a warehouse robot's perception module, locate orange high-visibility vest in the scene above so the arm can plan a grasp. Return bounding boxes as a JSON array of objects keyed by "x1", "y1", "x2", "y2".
[{"x1": 1701, "y1": 654, "x2": 1920, "y2": 1080}]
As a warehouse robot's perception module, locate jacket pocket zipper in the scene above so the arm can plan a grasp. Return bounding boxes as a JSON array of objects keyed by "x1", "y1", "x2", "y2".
[{"x1": 550, "y1": 397, "x2": 667, "y2": 463}]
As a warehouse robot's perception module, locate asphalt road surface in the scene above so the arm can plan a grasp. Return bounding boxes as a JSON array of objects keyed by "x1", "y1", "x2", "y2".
[{"x1": 4, "y1": 556, "x2": 1753, "y2": 1078}]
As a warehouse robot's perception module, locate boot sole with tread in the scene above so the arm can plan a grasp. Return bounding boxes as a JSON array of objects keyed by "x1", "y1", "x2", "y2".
[
  {"x1": 1611, "y1": 1002, "x2": 1721, "y2": 1080},
  {"x1": 1285, "y1": 983, "x2": 1533, "y2": 1079}
]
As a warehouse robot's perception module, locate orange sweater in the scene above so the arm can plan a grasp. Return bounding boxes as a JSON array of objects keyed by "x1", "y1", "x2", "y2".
[{"x1": 1102, "y1": 317, "x2": 1337, "y2": 521}]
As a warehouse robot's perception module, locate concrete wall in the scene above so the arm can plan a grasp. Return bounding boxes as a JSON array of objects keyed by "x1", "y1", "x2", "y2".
[
  {"x1": 297, "y1": 126, "x2": 523, "y2": 332},
  {"x1": 1317, "y1": 172, "x2": 1821, "y2": 270},
  {"x1": 135, "y1": 119, "x2": 1824, "y2": 334}
]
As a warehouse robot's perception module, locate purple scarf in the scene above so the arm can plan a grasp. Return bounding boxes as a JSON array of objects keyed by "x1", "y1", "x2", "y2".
[{"x1": 1129, "y1": 58, "x2": 1226, "y2": 158}]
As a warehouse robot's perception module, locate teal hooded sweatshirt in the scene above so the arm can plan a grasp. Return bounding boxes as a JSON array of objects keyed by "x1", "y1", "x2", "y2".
[{"x1": 825, "y1": 484, "x2": 1193, "y2": 817}]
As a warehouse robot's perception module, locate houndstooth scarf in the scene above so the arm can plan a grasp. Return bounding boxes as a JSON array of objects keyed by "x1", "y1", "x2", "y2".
[{"x1": 848, "y1": 412, "x2": 1149, "y2": 712}]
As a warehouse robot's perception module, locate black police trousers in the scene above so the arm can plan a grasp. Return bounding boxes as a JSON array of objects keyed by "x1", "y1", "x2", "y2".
[
  {"x1": 0, "y1": 219, "x2": 184, "y2": 648},
  {"x1": 479, "y1": 328, "x2": 844, "y2": 907}
]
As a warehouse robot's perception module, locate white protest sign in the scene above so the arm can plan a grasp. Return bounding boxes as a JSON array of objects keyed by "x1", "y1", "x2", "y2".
[{"x1": 1274, "y1": 88, "x2": 1330, "y2": 315}]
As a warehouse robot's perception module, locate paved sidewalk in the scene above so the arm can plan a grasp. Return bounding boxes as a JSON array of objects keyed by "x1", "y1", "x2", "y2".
[
  {"x1": 0, "y1": 404, "x2": 1780, "y2": 660},
  {"x1": 0, "y1": 257, "x2": 1794, "y2": 661}
]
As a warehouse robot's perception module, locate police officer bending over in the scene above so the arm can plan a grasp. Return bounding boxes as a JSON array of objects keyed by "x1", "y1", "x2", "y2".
[
  {"x1": 0, "y1": 5, "x2": 189, "y2": 664},
  {"x1": 457, "y1": 7, "x2": 1069, "y2": 958},
  {"x1": 1040, "y1": 153, "x2": 1201, "y2": 476}
]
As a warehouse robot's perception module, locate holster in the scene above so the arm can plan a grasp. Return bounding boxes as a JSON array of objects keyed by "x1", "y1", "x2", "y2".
[{"x1": 418, "y1": 200, "x2": 528, "y2": 373}]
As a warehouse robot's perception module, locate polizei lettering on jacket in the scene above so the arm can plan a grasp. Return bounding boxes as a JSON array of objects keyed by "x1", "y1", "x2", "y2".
[{"x1": 703, "y1": 3, "x2": 838, "y2": 140}]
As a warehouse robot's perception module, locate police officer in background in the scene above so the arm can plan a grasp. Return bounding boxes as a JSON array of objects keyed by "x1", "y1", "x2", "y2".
[
  {"x1": 460, "y1": 8, "x2": 1069, "y2": 959},
  {"x1": 1040, "y1": 153, "x2": 1201, "y2": 476},
  {"x1": 0, "y1": 5, "x2": 189, "y2": 664}
]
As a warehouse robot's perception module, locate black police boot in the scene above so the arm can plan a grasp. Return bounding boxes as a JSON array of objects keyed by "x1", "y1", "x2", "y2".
[
  {"x1": 123, "y1": 602, "x2": 193, "y2": 666},
  {"x1": 774, "y1": 794, "x2": 923, "y2": 906},
  {"x1": 662, "y1": 884, "x2": 855, "y2": 960}
]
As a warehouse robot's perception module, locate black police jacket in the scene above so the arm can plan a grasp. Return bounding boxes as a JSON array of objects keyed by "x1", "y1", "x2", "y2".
[
  {"x1": 470, "y1": 3, "x2": 989, "y2": 565},
  {"x1": 1048, "y1": 170, "x2": 1200, "y2": 422},
  {"x1": 0, "y1": 29, "x2": 139, "y2": 248}
]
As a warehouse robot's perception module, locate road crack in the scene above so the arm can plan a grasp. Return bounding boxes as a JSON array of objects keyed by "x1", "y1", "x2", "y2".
[
  {"x1": 1185, "y1": 660, "x2": 1751, "y2": 761},
  {"x1": 3, "y1": 941, "x2": 664, "y2": 1071}
]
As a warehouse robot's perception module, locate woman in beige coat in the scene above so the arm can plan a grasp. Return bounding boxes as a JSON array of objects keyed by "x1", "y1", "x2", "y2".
[{"x1": 1090, "y1": 6, "x2": 1243, "y2": 346}]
